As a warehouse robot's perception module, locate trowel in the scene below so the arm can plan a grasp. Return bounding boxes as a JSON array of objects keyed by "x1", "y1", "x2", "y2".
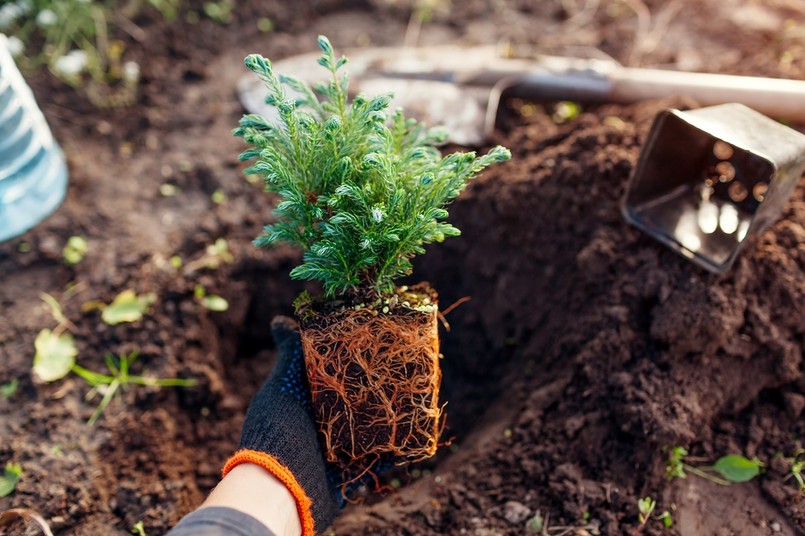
[{"x1": 238, "y1": 44, "x2": 805, "y2": 145}]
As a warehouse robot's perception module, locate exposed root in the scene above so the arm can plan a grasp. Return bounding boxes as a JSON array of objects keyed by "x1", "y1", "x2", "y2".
[
  {"x1": 299, "y1": 286, "x2": 443, "y2": 477},
  {"x1": 441, "y1": 296, "x2": 471, "y2": 317},
  {"x1": 438, "y1": 295, "x2": 471, "y2": 331}
]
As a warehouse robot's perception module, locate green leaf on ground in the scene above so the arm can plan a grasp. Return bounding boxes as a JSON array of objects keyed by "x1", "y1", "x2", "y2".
[
  {"x1": 205, "y1": 238, "x2": 233, "y2": 267},
  {"x1": 1, "y1": 379, "x2": 18, "y2": 399},
  {"x1": 712, "y1": 455, "x2": 763, "y2": 482},
  {"x1": 211, "y1": 188, "x2": 228, "y2": 204},
  {"x1": 131, "y1": 520, "x2": 147, "y2": 536},
  {"x1": 102, "y1": 290, "x2": 157, "y2": 325},
  {"x1": 63, "y1": 236, "x2": 88, "y2": 265},
  {"x1": 40, "y1": 293, "x2": 69, "y2": 326},
  {"x1": 658, "y1": 511, "x2": 673, "y2": 528},
  {"x1": 0, "y1": 462, "x2": 23, "y2": 497},
  {"x1": 552, "y1": 101, "x2": 582, "y2": 123},
  {"x1": 637, "y1": 496, "x2": 656, "y2": 524},
  {"x1": 201, "y1": 295, "x2": 229, "y2": 312},
  {"x1": 33, "y1": 329, "x2": 78, "y2": 382}
]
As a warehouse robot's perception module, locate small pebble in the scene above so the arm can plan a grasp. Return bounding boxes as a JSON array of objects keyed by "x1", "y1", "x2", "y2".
[
  {"x1": 771, "y1": 521, "x2": 781, "y2": 532},
  {"x1": 503, "y1": 501, "x2": 531, "y2": 524}
]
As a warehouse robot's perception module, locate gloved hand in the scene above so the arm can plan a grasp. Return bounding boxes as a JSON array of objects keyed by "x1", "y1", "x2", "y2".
[{"x1": 223, "y1": 317, "x2": 340, "y2": 536}]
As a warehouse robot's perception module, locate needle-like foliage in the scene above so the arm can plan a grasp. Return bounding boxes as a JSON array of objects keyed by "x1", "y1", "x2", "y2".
[{"x1": 235, "y1": 36, "x2": 510, "y2": 299}]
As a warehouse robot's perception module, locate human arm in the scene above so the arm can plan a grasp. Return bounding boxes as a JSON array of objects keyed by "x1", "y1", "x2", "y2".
[{"x1": 167, "y1": 317, "x2": 340, "y2": 536}]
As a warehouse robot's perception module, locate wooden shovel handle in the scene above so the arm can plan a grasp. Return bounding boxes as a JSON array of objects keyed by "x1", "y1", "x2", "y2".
[
  {"x1": 610, "y1": 67, "x2": 805, "y2": 124},
  {"x1": 499, "y1": 54, "x2": 805, "y2": 124}
]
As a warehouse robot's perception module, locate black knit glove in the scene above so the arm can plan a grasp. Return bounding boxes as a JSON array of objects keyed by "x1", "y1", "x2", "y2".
[{"x1": 223, "y1": 317, "x2": 340, "y2": 536}]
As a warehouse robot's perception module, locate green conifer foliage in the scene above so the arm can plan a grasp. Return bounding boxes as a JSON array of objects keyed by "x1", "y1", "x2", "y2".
[{"x1": 235, "y1": 36, "x2": 511, "y2": 299}]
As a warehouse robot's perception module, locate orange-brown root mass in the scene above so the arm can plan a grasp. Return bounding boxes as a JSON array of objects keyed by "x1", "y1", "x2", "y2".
[{"x1": 299, "y1": 297, "x2": 442, "y2": 476}]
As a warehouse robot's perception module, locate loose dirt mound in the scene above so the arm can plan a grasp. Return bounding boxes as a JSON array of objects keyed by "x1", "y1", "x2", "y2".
[{"x1": 332, "y1": 100, "x2": 805, "y2": 535}]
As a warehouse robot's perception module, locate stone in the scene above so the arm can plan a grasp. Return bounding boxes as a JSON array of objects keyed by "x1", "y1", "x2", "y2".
[{"x1": 503, "y1": 500, "x2": 531, "y2": 524}]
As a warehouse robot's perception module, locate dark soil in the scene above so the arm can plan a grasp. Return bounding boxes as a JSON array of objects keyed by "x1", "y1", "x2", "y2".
[{"x1": 2, "y1": 0, "x2": 804, "y2": 535}]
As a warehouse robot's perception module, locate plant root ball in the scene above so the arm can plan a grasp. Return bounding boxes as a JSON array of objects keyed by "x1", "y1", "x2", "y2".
[{"x1": 299, "y1": 297, "x2": 442, "y2": 478}]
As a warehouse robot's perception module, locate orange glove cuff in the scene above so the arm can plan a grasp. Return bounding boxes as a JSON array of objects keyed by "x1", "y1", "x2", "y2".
[{"x1": 223, "y1": 449, "x2": 316, "y2": 536}]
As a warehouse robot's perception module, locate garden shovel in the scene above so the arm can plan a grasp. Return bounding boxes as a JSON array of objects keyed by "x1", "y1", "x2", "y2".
[{"x1": 238, "y1": 44, "x2": 805, "y2": 146}]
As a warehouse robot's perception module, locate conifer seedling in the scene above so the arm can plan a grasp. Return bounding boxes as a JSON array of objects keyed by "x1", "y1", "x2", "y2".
[{"x1": 236, "y1": 36, "x2": 510, "y2": 477}]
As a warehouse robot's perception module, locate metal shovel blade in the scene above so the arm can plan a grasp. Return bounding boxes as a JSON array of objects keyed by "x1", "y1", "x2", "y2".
[
  {"x1": 237, "y1": 46, "x2": 498, "y2": 146},
  {"x1": 238, "y1": 45, "x2": 805, "y2": 146}
]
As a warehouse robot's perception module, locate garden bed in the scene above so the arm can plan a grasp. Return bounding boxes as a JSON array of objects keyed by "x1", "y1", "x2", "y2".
[{"x1": 1, "y1": 0, "x2": 804, "y2": 534}]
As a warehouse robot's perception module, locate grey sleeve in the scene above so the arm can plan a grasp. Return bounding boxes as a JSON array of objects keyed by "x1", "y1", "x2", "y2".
[{"x1": 166, "y1": 506, "x2": 276, "y2": 536}]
